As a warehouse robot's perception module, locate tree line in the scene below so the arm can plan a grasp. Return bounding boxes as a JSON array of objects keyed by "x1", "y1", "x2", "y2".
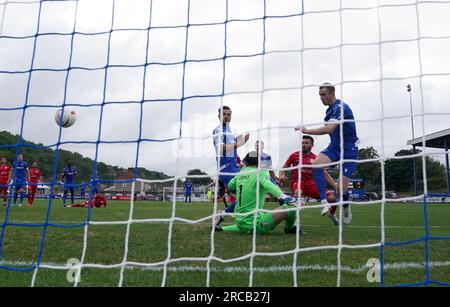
[
  {"x1": 0, "y1": 131, "x2": 169, "y2": 183},
  {"x1": 356, "y1": 146, "x2": 448, "y2": 194}
]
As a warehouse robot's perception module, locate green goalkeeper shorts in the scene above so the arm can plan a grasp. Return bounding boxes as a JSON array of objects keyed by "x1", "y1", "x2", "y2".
[{"x1": 236, "y1": 212, "x2": 276, "y2": 235}]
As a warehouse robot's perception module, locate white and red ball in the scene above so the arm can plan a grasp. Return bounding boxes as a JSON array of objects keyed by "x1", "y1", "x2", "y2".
[{"x1": 55, "y1": 109, "x2": 76, "y2": 128}]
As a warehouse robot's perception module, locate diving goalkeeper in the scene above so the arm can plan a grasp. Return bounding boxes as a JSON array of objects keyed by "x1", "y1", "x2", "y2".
[{"x1": 216, "y1": 151, "x2": 299, "y2": 235}]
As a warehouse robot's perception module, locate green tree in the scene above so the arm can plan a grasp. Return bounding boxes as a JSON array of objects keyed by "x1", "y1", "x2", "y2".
[
  {"x1": 385, "y1": 149, "x2": 447, "y2": 193},
  {"x1": 356, "y1": 147, "x2": 382, "y2": 192},
  {"x1": 0, "y1": 130, "x2": 170, "y2": 185}
]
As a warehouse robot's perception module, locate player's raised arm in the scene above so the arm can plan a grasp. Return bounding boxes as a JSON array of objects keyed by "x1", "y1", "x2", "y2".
[
  {"x1": 236, "y1": 133, "x2": 250, "y2": 147},
  {"x1": 218, "y1": 132, "x2": 249, "y2": 155},
  {"x1": 227, "y1": 176, "x2": 237, "y2": 191},
  {"x1": 297, "y1": 123, "x2": 338, "y2": 136},
  {"x1": 214, "y1": 106, "x2": 250, "y2": 156},
  {"x1": 279, "y1": 155, "x2": 293, "y2": 184}
]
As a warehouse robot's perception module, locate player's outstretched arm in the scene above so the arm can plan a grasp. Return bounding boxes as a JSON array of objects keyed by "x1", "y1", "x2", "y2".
[
  {"x1": 259, "y1": 172, "x2": 283, "y2": 198},
  {"x1": 269, "y1": 170, "x2": 279, "y2": 183},
  {"x1": 236, "y1": 133, "x2": 250, "y2": 148},
  {"x1": 227, "y1": 176, "x2": 237, "y2": 191},
  {"x1": 279, "y1": 166, "x2": 288, "y2": 184},
  {"x1": 279, "y1": 158, "x2": 291, "y2": 184},
  {"x1": 259, "y1": 172, "x2": 297, "y2": 206},
  {"x1": 300, "y1": 124, "x2": 338, "y2": 136},
  {"x1": 295, "y1": 123, "x2": 338, "y2": 135}
]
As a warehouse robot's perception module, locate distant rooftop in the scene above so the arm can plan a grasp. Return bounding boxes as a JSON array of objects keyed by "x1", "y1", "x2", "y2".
[{"x1": 407, "y1": 128, "x2": 450, "y2": 149}]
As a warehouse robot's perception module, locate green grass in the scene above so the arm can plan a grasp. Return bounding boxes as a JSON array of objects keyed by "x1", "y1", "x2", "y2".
[{"x1": 0, "y1": 200, "x2": 449, "y2": 287}]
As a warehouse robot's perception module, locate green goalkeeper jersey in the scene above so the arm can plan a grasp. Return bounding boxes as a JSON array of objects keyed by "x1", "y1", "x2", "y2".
[{"x1": 228, "y1": 166, "x2": 283, "y2": 224}]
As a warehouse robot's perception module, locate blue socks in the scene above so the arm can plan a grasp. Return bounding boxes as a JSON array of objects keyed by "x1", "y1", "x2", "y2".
[
  {"x1": 313, "y1": 168, "x2": 328, "y2": 201},
  {"x1": 13, "y1": 192, "x2": 24, "y2": 205},
  {"x1": 332, "y1": 190, "x2": 350, "y2": 208},
  {"x1": 343, "y1": 191, "x2": 350, "y2": 208}
]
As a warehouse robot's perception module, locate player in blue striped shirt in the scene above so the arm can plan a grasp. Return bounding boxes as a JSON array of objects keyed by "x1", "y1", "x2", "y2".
[{"x1": 213, "y1": 106, "x2": 250, "y2": 227}]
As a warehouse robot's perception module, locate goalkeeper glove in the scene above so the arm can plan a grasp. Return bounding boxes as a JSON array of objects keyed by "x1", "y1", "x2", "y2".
[{"x1": 278, "y1": 194, "x2": 297, "y2": 206}]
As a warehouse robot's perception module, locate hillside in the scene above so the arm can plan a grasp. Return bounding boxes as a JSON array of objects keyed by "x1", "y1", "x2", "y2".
[{"x1": 0, "y1": 131, "x2": 170, "y2": 183}]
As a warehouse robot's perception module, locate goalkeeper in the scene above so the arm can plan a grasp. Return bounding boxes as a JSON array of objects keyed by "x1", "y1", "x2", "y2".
[{"x1": 216, "y1": 151, "x2": 299, "y2": 235}]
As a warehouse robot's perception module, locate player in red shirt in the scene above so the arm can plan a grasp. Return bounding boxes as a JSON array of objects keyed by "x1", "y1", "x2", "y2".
[
  {"x1": 0, "y1": 157, "x2": 12, "y2": 206},
  {"x1": 69, "y1": 193, "x2": 107, "y2": 208},
  {"x1": 27, "y1": 161, "x2": 43, "y2": 207},
  {"x1": 279, "y1": 135, "x2": 339, "y2": 225}
]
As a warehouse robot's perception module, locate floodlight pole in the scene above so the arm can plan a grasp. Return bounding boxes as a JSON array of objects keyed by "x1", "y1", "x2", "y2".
[
  {"x1": 407, "y1": 85, "x2": 419, "y2": 196},
  {"x1": 445, "y1": 139, "x2": 450, "y2": 194}
]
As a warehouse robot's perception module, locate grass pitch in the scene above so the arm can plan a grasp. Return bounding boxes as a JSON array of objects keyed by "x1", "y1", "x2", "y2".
[{"x1": 0, "y1": 199, "x2": 449, "y2": 287}]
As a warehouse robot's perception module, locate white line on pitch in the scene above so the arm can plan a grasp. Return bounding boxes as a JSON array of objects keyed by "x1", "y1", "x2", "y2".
[{"x1": 1, "y1": 260, "x2": 450, "y2": 274}]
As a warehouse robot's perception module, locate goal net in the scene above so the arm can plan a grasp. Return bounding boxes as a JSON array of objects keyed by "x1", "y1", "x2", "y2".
[{"x1": 0, "y1": 0, "x2": 450, "y2": 288}]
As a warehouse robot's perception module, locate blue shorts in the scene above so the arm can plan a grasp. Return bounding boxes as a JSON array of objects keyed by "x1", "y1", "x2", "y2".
[
  {"x1": 219, "y1": 164, "x2": 239, "y2": 184},
  {"x1": 219, "y1": 175, "x2": 235, "y2": 187},
  {"x1": 219, "y1": 175, "x2": 238, "y2": 198},
  {"x1": 14, "y1": 182, "x2": 27, "y2": 192},
  {"x1": 64, "y1": 184, "x2": 75, "y2": 193},
  {"x1": 321, "y1": 145, "x2": 358, "y2": 178}
]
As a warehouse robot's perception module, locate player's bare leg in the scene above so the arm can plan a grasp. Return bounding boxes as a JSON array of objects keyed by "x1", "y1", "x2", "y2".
[
  {"x1": 27, "y1": 186, "x2": 35, "y2": 207},
  {"x1": 336, "y1": 176, "x2": 352, "y2": 224},
  {"x1": 214, "y1": 193, "x2": 234, "y2": 228},
  {"x1": 63, "y1": 189, "x2": 67, "y2": 207},
  {"x1": 215, "y1": 190, "x2": 236, "y2": 228},
  {"x1": 14, "y1": 188, "x2": 25, "y2": 207},
  {"x1": 325, "y1": 193, "x2": 339, "y2": 226},
  {"x1": 1, "y1": 189, "x2": 7, "y2": 206}
]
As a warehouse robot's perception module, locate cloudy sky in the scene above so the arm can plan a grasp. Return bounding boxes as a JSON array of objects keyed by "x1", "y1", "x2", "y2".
[{"x1": 1, "y1": 0, "x2": 450, "y2": 178}]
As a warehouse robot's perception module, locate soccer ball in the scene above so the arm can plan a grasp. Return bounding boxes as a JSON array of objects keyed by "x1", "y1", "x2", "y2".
[{"x1": 55, "y1": 109, "x2": 76, "y2": 128}]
